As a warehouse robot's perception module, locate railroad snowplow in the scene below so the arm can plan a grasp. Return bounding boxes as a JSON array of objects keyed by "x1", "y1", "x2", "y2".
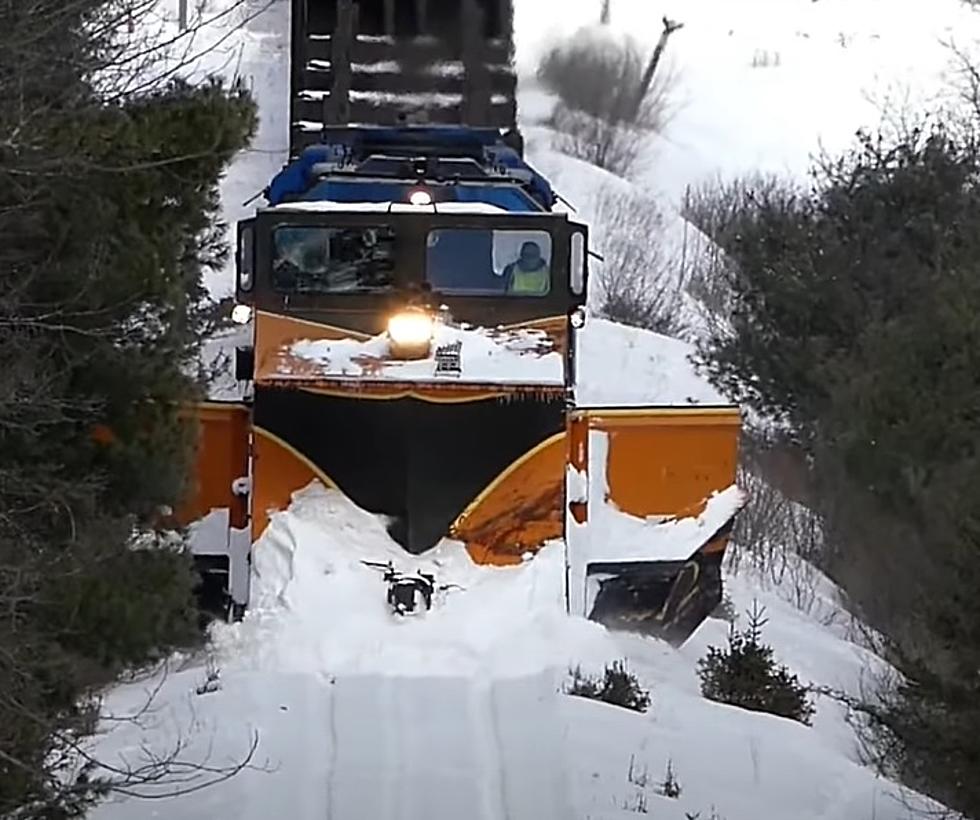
[{"x1": 177, "y1": 0, "x2": 743, "y2": 645}]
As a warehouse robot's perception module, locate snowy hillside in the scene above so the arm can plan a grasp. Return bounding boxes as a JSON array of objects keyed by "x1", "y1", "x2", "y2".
[
  {"x1": 515, "y1": 0, "x2": 980, "y2": 205},
  {"x1": 80, "y1": 1, "x2": 964, "y2": 818}
]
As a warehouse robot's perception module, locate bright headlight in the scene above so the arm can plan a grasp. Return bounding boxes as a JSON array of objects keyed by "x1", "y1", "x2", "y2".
[
  {"x1": 387, "y1": 309, "x2": 435, "y2": 359},
  {"x1": 231, "y1": 304, "x2": 253, "y2": 325},
  {"x1": 388, "y1": 310, "x2": 434, "y2": 345}
]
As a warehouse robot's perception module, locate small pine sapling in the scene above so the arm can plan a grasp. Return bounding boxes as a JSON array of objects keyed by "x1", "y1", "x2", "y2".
[{"x1": 697, "y1": 602, "x2": 815, "y2": 725}]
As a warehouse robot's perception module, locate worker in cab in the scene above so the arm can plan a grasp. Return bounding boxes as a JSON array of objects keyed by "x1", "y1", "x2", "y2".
[{"x1": 504, "y1": 240, "x2": 550, "y2": 295}]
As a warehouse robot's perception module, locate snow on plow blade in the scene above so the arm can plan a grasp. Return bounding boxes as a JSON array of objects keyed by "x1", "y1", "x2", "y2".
[{"x1": 566, "y1": 408, "x2": 744, "y2": 646}]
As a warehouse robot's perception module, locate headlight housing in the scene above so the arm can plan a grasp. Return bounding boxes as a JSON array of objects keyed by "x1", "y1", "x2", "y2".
[
  {"x1": 231, "y1": 304, "x2": 253, "y2": 325},
  {"x1": 387, "y1": 308, "x2": 435, "y2": 359}
]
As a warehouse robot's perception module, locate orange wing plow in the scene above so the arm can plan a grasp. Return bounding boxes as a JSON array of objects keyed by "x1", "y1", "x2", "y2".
[{"x1": 566, "y1": 407, "x2": 745, "y2": 645}]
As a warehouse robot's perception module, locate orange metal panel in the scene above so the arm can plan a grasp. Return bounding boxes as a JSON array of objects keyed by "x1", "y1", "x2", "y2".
[
  {"x1": 251, "y1": 426, "x2": 337, "y2": 542},
  {"x1": 254, "y1": 310, "x2": 371, "y2": 384},
  {"x1": 452, "y1": 432, "x2": 567, "y2": 566},
  {"x1": 580, "y1": 408, "x2": 741, "y2": 518},
  {"x1": 567, "y1": 413, "x2": 588, "y2": 525},
  {"x1": 176, "y1": 403, "x2": 250, "y2": 529},
  {"x1": 255, "y1": 310, "x2": 570, "y2": 395}
]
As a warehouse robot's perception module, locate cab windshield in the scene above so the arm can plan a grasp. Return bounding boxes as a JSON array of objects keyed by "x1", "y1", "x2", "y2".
[
  {"x1": 425, "y1": 228, "x2": 552, "y2": 296},
  {"x1": 271, "y1": 225, "x2": 396, "y2": 293}
]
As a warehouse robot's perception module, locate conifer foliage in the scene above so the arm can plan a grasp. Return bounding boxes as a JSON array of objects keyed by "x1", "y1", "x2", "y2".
[
  {"x1": 697, "y1": 603, "x2": 815, "y2": 725},
  {"x1": 688, "y1": 124, "x2": 980, "y2": 815},
  {"x1": 0, "y1": 1, "x2": 255, "y2": 815},
  {"x1": 566, "y1": 660, "x2": 652, "y2": 713}
]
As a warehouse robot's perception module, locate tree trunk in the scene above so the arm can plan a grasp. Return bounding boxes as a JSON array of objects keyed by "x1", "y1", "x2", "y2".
[{"x1": 629, "y1": 16, "x2": 683, "y2": 123}]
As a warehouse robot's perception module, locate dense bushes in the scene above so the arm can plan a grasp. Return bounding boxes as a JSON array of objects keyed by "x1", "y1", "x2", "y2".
[
  {"x1": 688, "y1": 125, "x2": 980, "y2": 815},
  {"x1": 536, "y1": 22, "x2": 679, "y2": 176}
]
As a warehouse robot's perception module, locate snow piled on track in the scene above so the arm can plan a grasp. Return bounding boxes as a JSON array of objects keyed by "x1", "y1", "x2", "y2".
[{"x1": 90, "y1": 485, "x2": 943, "y2": 820}]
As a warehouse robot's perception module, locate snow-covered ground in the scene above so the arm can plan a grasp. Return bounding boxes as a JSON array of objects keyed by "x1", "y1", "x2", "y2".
[
  {"x1": 515, "y1": 0, "x2": 980, "y2": 205},
  {"x1": 89, "y1": 485, "x2": 942, "y2": 820}
]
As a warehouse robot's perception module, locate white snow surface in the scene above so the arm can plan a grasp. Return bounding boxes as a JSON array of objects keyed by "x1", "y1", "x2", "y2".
[
  {"x1": 289, "y1": 321, "x2": 564, "y2": 384},
  {"x1": 89, "y1": 484, "x2": 943, "y2": 819},
  {"x1": 589, "y1": 483, "x2": 746, "y2": 566},
  {"x1": 576, "y1": 317, "x2": 727, "y2": 406},
  {"x1": 515, "y1": 0, "x2": 980, "y2": 205},
  {"x1": 283, "y1": 313, "x2": 728, "y2": 401},
  {"x1": 269, "y1": 200, "x2": 510, "y2": 215}
]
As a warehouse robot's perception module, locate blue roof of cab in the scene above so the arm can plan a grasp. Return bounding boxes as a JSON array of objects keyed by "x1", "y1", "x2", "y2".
[{"x1": 265, "y1": 126, "x2": 556, "y2": 212}]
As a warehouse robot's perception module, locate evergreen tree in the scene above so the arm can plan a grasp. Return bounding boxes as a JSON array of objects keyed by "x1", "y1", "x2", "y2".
[
  {"x1": 697, "y1": 604, "x2": 814, "y2": 725},
  {"x1": 690, "y1": 125, "x2": 980, "y2": 815},
  {"x1": 0, "y1": 1, "x2": 256, "y2": 815}
]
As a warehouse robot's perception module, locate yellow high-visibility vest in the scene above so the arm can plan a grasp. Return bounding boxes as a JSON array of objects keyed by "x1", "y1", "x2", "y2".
[{"x1": 509, "y1": 267, "x2": 549, "y2": 294}]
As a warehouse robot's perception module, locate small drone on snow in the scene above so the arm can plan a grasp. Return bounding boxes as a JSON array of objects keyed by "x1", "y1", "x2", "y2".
[{"x1": 361, "y1": 560, "x2": 463, "y2": 616}]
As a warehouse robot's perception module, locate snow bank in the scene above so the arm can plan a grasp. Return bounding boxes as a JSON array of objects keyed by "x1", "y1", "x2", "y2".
[
  {"x1": 89, "y1": 486, "x2": 943, "y2": 820},
  {"x1": 213, "y1": 484, "x2": 611, "y2": 678},
  {"x1": 576, "y1": 317, "x2": 727, "y2": 406},
  {"x1": 289, "y1": 320, "x2": 564, "y2": 384}
]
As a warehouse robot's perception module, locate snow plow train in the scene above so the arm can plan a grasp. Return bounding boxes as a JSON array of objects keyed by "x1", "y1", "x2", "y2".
[{"x1": 177, "y1": 0, "x2": 744, "y2": 646}]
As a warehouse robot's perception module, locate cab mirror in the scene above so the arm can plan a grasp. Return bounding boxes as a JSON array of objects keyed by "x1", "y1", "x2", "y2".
[
  {"x1": 237, "y1": 222, "x2": 255, "y2": 292},
  {"x1": 570, "y1": 231, "x2": 585, "y2": 296}
]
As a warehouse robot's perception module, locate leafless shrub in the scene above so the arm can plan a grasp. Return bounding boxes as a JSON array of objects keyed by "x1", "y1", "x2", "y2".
[
  {"x1": 750, "y1": 49, "x2": 781, "y2": 68},
  {"x1": 195, "y1": 654, "x2": 222, "y2": 695},
  {"x1": 548, "y1": 105, "x2": 652, "y2": 177},
  {"x1": 537, "y1": 22, "x2": 680, "y2": 176},
  {"x1": 659, "y1": 759, "x2": 682, "y2": 798},
  {"x1": 939, "y1": 37, "x2": 980, "y2": 134},
  {"x1": 725, "y1": 435, "x2": 829, "y2": 618},
  {"x1": 681, "y1": 174, "x2": 791, "y2": 326},
  {"x1": 591, "y1": 187, "x2": 688, "y2": 335},
  {"x1": 627, "y1": 753, "x2": 652, "y2": 789},
  {"x1": 600, "y1": 0, "x2": 611, "y2": 25},
  {"x1": 686, "y1": 808, "x2": 727, "y2": 820},
  {"x1": 3, "y1": 659, "x2": 264, "y2": 816}
]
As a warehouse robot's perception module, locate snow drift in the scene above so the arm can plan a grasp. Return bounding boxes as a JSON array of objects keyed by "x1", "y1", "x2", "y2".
[{"x1": 88, "y1": 484, "x2": 943, "y2": 820}]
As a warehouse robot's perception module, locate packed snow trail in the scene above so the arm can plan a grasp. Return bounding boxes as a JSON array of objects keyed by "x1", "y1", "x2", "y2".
[{"x1": 325, "y1": 674, "x2": 568, "y2": 820}]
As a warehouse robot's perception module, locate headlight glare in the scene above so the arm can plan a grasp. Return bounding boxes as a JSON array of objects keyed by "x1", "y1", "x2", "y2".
[{"x1": 387, "y1": 309, "x2": 435, "y2": 359}]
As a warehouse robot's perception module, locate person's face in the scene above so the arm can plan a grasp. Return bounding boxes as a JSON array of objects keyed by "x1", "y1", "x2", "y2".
[{"x1": 520, "y1": 244, "x2": 542, "y2": 266}]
